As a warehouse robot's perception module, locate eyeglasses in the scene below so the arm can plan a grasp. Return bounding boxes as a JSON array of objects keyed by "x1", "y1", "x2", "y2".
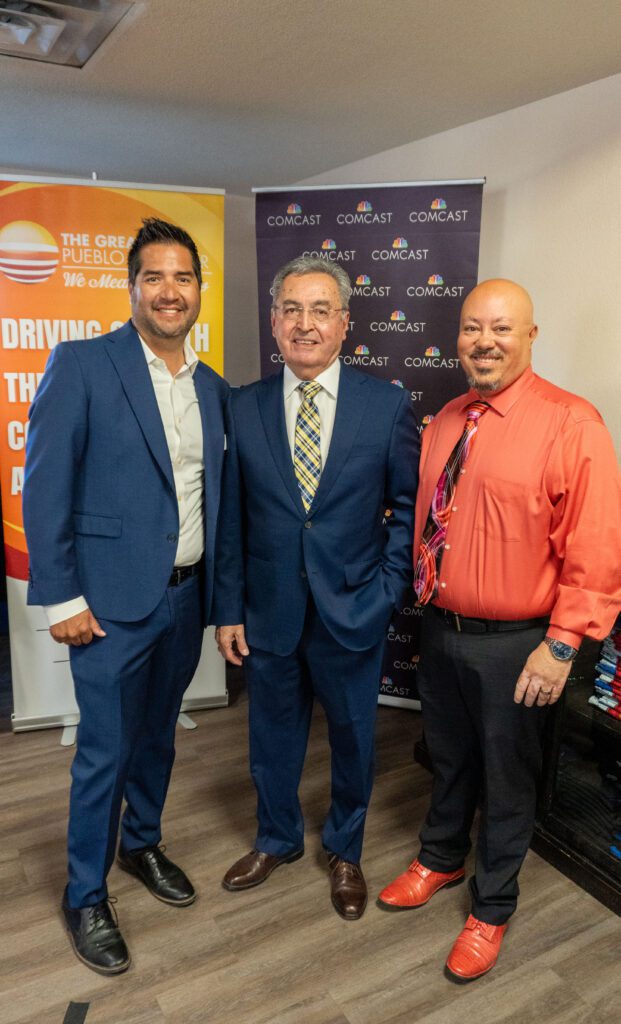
[{"x1": 272, "y1": 304, "x2": 346, "y2": 325}]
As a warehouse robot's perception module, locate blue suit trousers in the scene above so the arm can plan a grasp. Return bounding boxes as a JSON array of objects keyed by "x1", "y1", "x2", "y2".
[
  {"x1": 66, "y1": 574, "x2": 203, "y2": 908},
  {"x1": 245, "y1": 596, "x2": 385, "y2": 864}
]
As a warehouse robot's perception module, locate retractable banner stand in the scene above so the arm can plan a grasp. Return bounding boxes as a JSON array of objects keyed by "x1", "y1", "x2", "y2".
[
  {"x1": 255, "y1": 180, "x2": 484, "y2": 707},
  {"x1": 0, "y1": 175, "x2": 226, "y2": 731}
]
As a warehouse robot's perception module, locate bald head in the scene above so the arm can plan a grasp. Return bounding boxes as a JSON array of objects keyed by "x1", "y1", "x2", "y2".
[{"x1": 457, "y1": 279, "x2": 538, "y2": 394}]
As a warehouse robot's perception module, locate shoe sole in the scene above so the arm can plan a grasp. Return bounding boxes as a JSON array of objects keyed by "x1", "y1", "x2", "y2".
[
  {"x1": 444, "y1": 959, "x2": 496, "y2": 983},
  {"x1": 376, "y1": 873, "x2": 465, "y2": 911},
  {"x1": 63, "y1": 919, "x2": 131, "y2": 976},
  {"x1": 222, "y1": 849, "x2": 304, "y2": 891},
  {"x1": 116, "y1": 859, "x2": 197, "y2": 906},
  {"x1": 331, "y1": 896, "x2": 368, "y2": 920}
]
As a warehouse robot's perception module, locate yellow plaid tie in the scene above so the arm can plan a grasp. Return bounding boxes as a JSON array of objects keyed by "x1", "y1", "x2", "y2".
[{"x1": 294, "y1": 381, "x2": 322, "y2": 511}]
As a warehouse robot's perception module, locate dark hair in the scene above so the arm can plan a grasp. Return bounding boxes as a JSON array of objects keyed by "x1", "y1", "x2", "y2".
[{"x1": 127, "y1": 218, "x2": 202, "y2": 287}]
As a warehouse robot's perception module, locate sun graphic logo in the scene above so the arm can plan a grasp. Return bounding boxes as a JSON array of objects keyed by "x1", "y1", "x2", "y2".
[
  {"x1": 0, "y1": 220, "x2": 60, "y2": 284},
  {"x1": 321, "y1": 238, "x2": 337, "y2": 251},
  {"x1": 356, "y1": 274, "x2": 371, "y2": 285},
  {"x1": 287, "y1": 202, "x2": 302, "y2": 214},
  {"x1": 357, "y1": 200, "x2": 373, "y2": 212}
]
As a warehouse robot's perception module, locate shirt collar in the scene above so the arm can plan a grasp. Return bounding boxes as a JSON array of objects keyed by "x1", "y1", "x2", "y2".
[
  {"x1": 457, "y1": 365, "x2": 535, "y2": 418},
  {"x1": 139, "y1": 334, "x2": 199, "y2": 375},
  {"x1": 283, "y1": 357, "x2": 341, "y2": 399}
]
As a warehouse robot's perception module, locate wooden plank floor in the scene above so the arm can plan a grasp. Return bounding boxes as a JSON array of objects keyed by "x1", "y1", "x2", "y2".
[{"x1": 1, "y1": 681, "x2": 619, "y2": 1024}]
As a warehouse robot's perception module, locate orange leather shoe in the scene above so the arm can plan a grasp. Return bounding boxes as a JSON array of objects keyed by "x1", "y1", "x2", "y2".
[
  {"x1": 445, "y1": 914, "x2": 507, "y2": 981},
  {"x1": 377, "y1": 858, "x2": 465, "y2": 909}
]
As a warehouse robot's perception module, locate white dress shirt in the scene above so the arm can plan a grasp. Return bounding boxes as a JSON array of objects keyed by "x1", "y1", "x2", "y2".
[
  {"x1": 45, "y1": 336, "x2": 204, "y2": 627},
  {"x1": 283, "y1": 357, "x2": 341, "y2": 470}
]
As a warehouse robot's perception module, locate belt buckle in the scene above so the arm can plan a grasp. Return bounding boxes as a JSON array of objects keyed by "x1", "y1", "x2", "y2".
[{"x1": 453, "y1": 613, "x2": 462, "y2": 633}]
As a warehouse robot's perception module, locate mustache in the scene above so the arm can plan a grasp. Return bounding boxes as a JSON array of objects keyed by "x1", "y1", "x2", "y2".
[{"x1": 470, "y1": 348, "x2": 503, "y2": 359}]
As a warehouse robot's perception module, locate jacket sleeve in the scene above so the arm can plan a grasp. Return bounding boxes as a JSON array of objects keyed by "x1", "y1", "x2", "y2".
[
  {"x1": 381, "y1": 389, "x2": 420, "y2": 609},
  {"x1": 209, "y1": 391, "x2": 246, "y2": 625},
  {"x1": 22, "y1": 343, "x2": 88, "y2": 606}
]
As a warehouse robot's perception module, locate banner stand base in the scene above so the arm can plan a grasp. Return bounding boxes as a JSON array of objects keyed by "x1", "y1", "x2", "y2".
[
  {"x1": 177, "y1": 712, "x2": 198, "y2": 730},
  {"x1": 378, "y1": 696, "x2": 422, "y2": 711},
  {"x1": 61, "y1": 725, "x2": 77, "y2": 747}
]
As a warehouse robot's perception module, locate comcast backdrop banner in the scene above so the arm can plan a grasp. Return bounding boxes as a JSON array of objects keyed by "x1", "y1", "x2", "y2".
[
  {"x1": 255, "y1": 181, "x2": 483, "y2": 707},
  {"x1": 0, "y1": 176, "x2": 225, "y2": 730}
]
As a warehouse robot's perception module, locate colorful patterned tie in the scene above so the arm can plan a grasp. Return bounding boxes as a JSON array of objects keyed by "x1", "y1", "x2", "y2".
[
  {"x1": 294, "y1": 381, "x2": 322, "y2": 511},
  {"x1": 414, "y1": 400, "x2": 490, "y2": 605}
]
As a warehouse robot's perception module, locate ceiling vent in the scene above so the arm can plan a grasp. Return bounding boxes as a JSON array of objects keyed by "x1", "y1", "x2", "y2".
[{"x1": 0, "y1": 0, "x2": 135, "y2": 67}]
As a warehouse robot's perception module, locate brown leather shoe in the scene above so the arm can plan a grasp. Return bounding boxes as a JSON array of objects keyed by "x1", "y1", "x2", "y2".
[
  {"x1": 445, "y1": 914, "x2": 508, "y2": 982},
  {"x1": 222, "y1": 848, "x2": 303, "y2": 891},
  {"x1": 327, "y1": 854, "x2": 367, "y2": 920},
  {"x1": 378, "y1": 858, "x2": 465, "y2": 909}
]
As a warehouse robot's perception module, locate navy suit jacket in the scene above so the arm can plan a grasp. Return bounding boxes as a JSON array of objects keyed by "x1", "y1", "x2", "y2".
[
  {"x1": 213, "y1": 364, "x2": 419, "y2": 655},
  {"x1": 23, "y1": 321, "x2": 231, "y2": 625}
]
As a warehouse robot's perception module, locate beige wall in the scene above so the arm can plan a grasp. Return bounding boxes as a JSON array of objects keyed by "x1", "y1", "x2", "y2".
[{"x1": 227, "y1": 73, "x2": 621, "y2": 451}]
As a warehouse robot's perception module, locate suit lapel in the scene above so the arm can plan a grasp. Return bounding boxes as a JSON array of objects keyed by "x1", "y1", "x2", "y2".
[
  {"x1": 310, "y1": 364, "x2": 370, "y2": 515},
  {"x1": 257, "y1": 370, "x2": 306, "y2": 515},
  {"x1": 193, "y1": 365, "x2": 221, "y2": 518},
  {"x1": 104, "y1": 322, "x2": 175, "y2": 493}
]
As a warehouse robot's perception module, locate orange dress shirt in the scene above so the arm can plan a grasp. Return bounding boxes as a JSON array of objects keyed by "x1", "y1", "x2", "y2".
[{"x1": 415, "y1": 366, "x2": 621, "y2": 646}]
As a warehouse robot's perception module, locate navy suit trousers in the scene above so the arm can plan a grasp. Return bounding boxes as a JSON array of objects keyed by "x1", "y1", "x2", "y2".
[
  {"x1": 245, "y1": 596, "x2": 386, "y2": 864},
  {"x1": 66, "y1": 574, "x2": 203, "y2": 908}
]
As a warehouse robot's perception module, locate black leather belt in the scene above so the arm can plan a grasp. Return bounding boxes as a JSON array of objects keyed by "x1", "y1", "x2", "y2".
[
  {"x1": 430, "y1": 604, "x2": 548, "y2": 634},
  {"x1": 168, "y1": 562, "x2": 201, "y2": 587}
]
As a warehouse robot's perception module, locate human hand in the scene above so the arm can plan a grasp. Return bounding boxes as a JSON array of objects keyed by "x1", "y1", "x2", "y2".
[
  {"x1": 514, "y1": 642, "x2": 571, "y2": 707},
  {"x1": 215, "y1": 624, "x2": 249, "y2": 665},
  {"x1": 50, "y1": 609, "x2": 106, "y2": 646}
]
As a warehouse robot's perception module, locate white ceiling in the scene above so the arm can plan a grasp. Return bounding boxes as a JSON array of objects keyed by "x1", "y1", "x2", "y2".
[{"x1": 1, "y1": 0, "x2": 621, "y2": 193}]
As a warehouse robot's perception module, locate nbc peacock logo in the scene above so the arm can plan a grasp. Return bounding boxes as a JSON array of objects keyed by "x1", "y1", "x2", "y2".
[
  {"x1": 354, "y1": 344, "x2": 369, "y2": 355},
  {"x1": 321, "y1": 239, "x2": 337, "y2": 251},
  {"x1": 422, "y1": 414, "x2": 435, "y2": 425},
  {"x1": 356, "y1": 200, "x2": 373, "y2": 212},
  {"x1": 430, "y1": 198, "x2": 447, "y2": 210},
  {"x1": 427, "y1": 274, "x2": 444, "y2": 285},
  {"x1": 287, "y1": 202, "x2": 302, "y2": 214},
  {"x1": 425, "y1": 346, "x2": 441, "y2": 357},
  {"x1": 0, "y1": 220, "x2": 60, "y2": 284},
  {"x1": 356, "y1": 274, "x2": 371, "y2": 285},
  {"x1": 390, "y1": 310, "x2": 406, "y2": 322},
  {"x1": 391, "y1": 379, "x2": 404, "y2": 388},
  {"x1": 392, "y1": 237, "x2": 408, "y2": 249}
]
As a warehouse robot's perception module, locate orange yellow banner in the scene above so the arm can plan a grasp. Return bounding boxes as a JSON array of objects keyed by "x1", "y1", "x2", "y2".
[{"x1": 0, "y1": 179, "x2": 224, "y2": 585}]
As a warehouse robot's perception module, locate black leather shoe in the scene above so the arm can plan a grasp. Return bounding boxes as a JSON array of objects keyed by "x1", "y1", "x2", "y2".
[
  {"x1": 62, "y1": 888, "x2": 130, "y2": 975},
  {"x1": 222, "y1": 848, "x2": 304, "y2": 891},
  {"x1": 117, "y1": 845, "x2": 196, "y2": 906}
]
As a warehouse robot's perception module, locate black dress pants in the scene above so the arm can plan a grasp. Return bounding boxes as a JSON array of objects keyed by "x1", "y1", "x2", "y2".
[{"x1": 416, "y1": 607, "x2": 548, "y2": 925}]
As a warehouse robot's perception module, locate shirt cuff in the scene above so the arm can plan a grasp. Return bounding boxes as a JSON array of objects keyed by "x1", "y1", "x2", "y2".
[
  {"x1": 44, "y1": 596, "x2": 89, "y2": 627},
  {"x1": 545, "y1": 626, "x2": 583, "y2": 648}
]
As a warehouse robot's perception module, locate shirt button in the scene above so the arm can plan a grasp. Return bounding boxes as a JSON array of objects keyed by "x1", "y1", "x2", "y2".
[
  {"x1": 304, "y1": 521, "x2": 312, "y2": 529},
  {"x1": 452, "y1": 506, "x2": 458, "y2": 512},
  {"x1": 440, "y1": 582, "x2": 447, "y2": 589},
  {"x1": 460, "y1": 469, "x2": 466, "y2": 475},
  {"x1": 300, "y1": 570, "x2": 307, "y2": 579},
  {"x1": 167, "y1": 533, "x2": 177, "y2": 543},
  {"x1": 445, "y1": 544, "x2": 451, "y2": 550}
]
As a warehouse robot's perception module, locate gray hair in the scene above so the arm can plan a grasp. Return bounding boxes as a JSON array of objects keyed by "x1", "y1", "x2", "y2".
[{"x1": 270, "y1": 255, "x2": 352, "y2": 309}]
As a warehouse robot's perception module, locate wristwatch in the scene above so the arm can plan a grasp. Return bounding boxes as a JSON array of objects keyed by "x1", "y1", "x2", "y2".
[{"x1": 544, "y1": 637, "x2": 578, "y2": 662}]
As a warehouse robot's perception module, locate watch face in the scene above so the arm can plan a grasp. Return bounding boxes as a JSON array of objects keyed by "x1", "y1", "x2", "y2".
[{"x1": 546, "y1": 639, "x2": 576, "y2": 661}]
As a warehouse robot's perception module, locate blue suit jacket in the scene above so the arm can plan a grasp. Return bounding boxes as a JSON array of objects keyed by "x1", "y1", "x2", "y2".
[
  {"x1": 23, "y1": 321, "x2": 231, "y2": 624},
  {"x1": 213, "y1": 365, "x2": 419, "y2": 654}
]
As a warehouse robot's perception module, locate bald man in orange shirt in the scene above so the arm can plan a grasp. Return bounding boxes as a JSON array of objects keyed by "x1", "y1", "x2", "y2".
[{"x1": 378, "y1": 280, "x2": 621, "y2": 982}]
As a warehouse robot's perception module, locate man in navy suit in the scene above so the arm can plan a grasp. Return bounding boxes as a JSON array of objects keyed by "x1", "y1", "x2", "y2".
[
  {"x1": 214, "y1": 256, "x2": 419, "y2": 919},
  {"x1": 23, "y1": 219, "x2": 231, "y2": 974}
]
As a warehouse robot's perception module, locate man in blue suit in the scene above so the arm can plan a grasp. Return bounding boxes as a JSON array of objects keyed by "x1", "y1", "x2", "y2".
[
  {"x1": 214, "y1": 256, "x2": 419, "y2": 919},
  {"x1": 23, "y1": 219, "x2": 231, "y2": 974}
]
